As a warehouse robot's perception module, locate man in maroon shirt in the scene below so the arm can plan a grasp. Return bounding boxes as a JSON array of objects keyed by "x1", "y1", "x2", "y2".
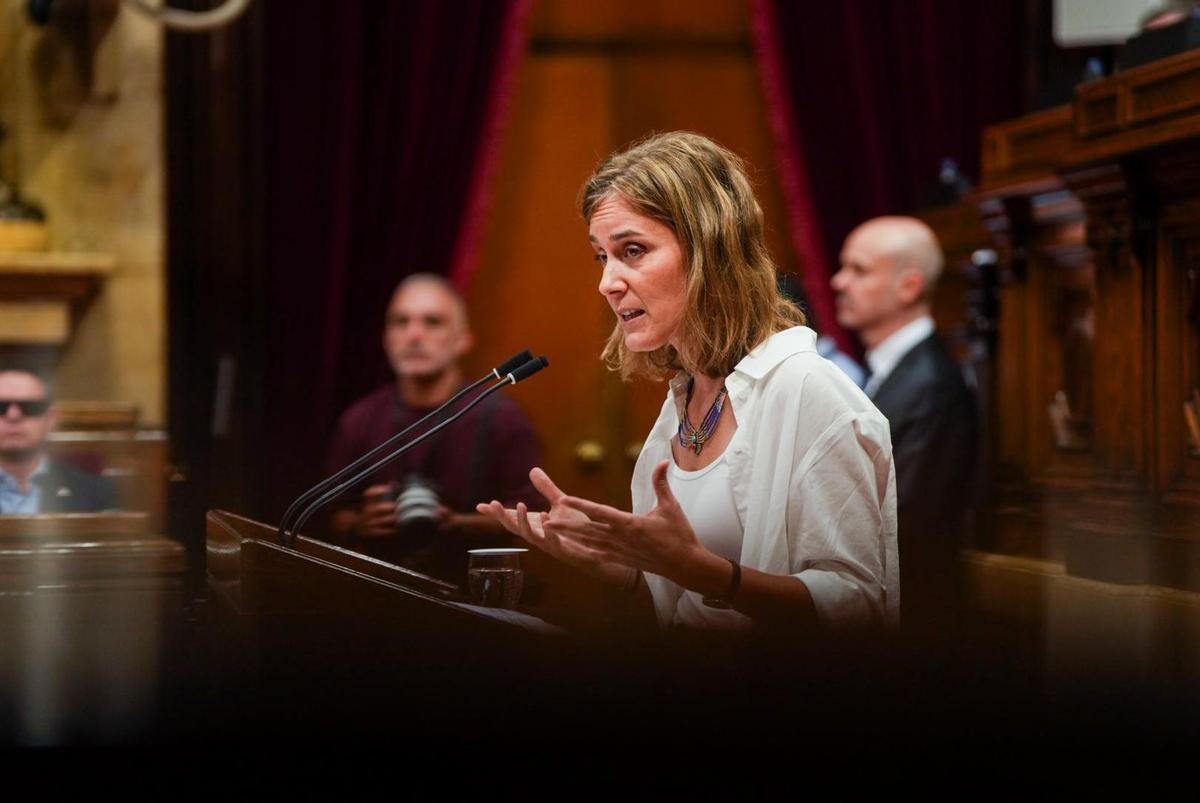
[{"x1": 325, "y1": 274, "x2": 542, "y2": 577}]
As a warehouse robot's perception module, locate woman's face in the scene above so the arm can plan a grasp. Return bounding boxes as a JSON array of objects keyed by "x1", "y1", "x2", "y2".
[{"x1": 589, "y1": 194, "x2": 687, "y2": 353}]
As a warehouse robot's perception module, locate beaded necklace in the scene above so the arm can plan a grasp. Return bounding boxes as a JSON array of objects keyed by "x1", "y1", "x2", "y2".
[{"x1": 677, "y1": 377, "x2": 728, "y2": 455}]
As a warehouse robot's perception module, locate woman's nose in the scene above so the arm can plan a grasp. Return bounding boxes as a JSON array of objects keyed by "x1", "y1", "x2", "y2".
[{"x1": 598, "y1": 264, "x2": 624, "y2": 296}]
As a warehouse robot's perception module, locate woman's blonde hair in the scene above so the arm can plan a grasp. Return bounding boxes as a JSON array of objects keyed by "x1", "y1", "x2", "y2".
[{"x1": 580, "y1": 131, "x2": 805, "y2": 380}]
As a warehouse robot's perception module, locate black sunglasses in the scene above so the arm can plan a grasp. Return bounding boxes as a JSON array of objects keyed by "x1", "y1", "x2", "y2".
[{"x1": 0, "y1": 399, "x2": 51, "y2": 417}]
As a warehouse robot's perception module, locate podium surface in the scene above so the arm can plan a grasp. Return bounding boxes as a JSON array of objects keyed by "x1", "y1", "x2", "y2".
[{"x1": 205, "y1": 508, "x2": 573, "y2": 670}]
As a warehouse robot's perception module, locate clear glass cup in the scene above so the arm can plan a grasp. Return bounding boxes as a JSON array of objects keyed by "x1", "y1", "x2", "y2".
[{"x1": 467, "y1": 548, "x2": 527, "y2": 608}]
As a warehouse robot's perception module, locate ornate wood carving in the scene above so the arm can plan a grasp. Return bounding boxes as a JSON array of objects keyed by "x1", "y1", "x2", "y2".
[
  {"x1": 1162, "y1": 197, "x2": 1200, "y2": 332},
  {"x1": 977, "y1": 48, "x2": 1200, "y2": 591},
  {"x1": 979, "y1": 106, "x2": 1073, "y2": 191}
]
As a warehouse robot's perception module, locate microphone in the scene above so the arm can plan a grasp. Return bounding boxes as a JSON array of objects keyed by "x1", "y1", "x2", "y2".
[
  {"x1": 490, "y1": 350, "x2": 537, "y2": 380},
  {"x1": 277, "y1": 349, "x2": 533, "y2": 541},
  {"x1": 282, "y1": 354, "x2": 549, "y2": 545},
  {"x1": 506, "y1": 354, "x2": 549, "y2": 383}
]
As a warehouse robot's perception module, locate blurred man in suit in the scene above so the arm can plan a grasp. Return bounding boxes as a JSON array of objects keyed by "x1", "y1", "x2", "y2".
[
  {"x1": 0, "y1": 365, "x2": 117, "y2": 514},
  {"x1": 831, "y1": 216, "x2": 977, "y2": 633}
]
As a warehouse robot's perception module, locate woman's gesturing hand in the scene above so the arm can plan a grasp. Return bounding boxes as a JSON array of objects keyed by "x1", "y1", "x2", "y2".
[
  {"x1": 475, "y1": 468, "x2": 630, "y2": 586},
  {"x1": 549, "y1": 460, "x2": 707, "y2": 582}
]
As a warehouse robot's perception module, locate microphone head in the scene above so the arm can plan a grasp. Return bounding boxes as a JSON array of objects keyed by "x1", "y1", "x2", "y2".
[
  {"x1": 509, "y1": 355, "x2": 549, "y2": 384},
  {"x1": 494, "y1": 349, "x2": 534, "y2": 378}
]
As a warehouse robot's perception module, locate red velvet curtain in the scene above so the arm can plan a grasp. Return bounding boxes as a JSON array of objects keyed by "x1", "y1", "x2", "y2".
[
  {"x1": 751, "y1": 0, "x2": 1025, "y2": 353},
  {"x1": 259, "y1": 0, "x2": 531, "y2": 515}
]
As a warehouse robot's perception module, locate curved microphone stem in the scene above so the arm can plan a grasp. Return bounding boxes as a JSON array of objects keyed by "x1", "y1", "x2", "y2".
[
  {"x1": 284, "y1": 376, "x2": 515, "y2": 546},
  {"x1": 276, "y1": 375, "x2": 489, "y2": 541},
  {"x1": 276, "y1": 350, "x2": 531, "y2": 542}
]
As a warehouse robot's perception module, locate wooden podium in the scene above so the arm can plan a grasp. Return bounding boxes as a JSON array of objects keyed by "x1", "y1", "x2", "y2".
[
  {"x1": 205, "y1": 508, "x2": 570, "y2": 642},
  {"x1": 200, "y1": 510, "x2": 637, "y2": 739}
]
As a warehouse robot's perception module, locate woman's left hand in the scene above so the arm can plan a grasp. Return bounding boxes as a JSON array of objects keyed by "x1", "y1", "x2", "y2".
[{"x1": 547, "y1": 459, "x2": 707, "y2": 581}]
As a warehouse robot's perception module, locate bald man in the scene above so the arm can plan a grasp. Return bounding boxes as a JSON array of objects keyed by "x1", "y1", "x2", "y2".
[
  {"x1": 325, "y1": 274, "x2": 542, "y2": 578},
  {"x1": 832, "y1": 217, "x2": 978, "y2": 633}
]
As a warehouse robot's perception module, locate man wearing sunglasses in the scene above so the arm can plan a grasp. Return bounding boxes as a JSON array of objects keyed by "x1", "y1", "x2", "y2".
[{"x1": 0, "y1": 366, "x2": 117, "y2": 515}]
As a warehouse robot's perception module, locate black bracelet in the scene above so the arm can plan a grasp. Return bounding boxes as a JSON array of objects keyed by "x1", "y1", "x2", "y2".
[{"x1": 702, "y1": 558, "x2": 741, "y2": 609}]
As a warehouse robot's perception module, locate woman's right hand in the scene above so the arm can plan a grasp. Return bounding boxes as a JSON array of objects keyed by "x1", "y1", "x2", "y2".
[{"x1": 476, "y1": 468, "x2": 632, "y2": 587}]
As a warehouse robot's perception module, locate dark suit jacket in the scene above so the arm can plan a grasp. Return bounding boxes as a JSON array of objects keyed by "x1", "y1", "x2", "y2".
[
  {"x1": 870, "y1": 332, "x2": 978, "y2": 627},
  {"x1": 34, "y1": 459, "x2": 119, "y2": 514}
]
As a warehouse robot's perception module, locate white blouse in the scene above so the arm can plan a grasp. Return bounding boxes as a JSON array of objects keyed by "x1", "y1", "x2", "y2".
[{"x1": 632, "y1": 326, "x2": 900, "y2": 631}]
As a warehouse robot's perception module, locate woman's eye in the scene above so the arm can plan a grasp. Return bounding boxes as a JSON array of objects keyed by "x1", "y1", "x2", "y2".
[
  {"x1": 594, "y1": 252, "x2": 607, "y2": 264},
  {"x1": 623, "y1": 244, "x2": 645, "y2": 259}
]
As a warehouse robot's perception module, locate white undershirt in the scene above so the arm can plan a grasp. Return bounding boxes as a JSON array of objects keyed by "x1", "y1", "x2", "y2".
[{"x1": 666, "y1": 453, "x2": 749, "y2": 629}]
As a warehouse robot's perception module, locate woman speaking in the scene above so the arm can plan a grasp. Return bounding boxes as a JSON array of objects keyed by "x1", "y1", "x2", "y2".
[{"x1": 479, "y1": 132, "x2": 898, "y2": 632}]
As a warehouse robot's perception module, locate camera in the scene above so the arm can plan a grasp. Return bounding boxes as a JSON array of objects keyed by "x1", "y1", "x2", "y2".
[{"x1": 392, "y1": 474, "x2": 442, "y2": 547}]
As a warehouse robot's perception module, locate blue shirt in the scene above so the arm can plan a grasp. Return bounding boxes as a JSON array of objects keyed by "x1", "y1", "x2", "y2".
[
  {"x1": 816, "y1": 335, "x2": 867, "y2": 388},
  {"x1": 0, "y1": 458, "x2": 47, "y2": 515}
]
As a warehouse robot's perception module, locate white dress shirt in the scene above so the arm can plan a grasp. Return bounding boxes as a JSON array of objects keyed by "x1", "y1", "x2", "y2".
[
  {"x1": 632, "y1": 326, "x2": 900, "y2": 631},
  {"x1": 863, "y1": 315, "x2": 935, "y2": 398}
]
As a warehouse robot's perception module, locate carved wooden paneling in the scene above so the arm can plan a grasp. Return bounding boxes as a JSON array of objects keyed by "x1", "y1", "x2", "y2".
[
  {"x1": 1075, "y1": 49, "x2": 1200, "y2": 137},
  {"x1": 1026, "y1": 246, "x2": 1099, "y2": 484},
  {"x1": 977, "y1": 187, "x2": 1099, "y2": 485},
  {"x1": 980, "y1": 106, "x2": 1073, "y2": 191},
  {"x1": 1076, "y1": 85, "x2": 1119, "y2": 138},
  {"x1": 977, "y1": 196, "x2": 1031, "y2": 475},
  {"x1": 1062, "y1": 164, "x2": 1153, "y2": 490},
  {"x1": 1157, "y1": 197, "x2": 1200, "y2": 505},
  {"x1": 995, "y1": 281, "x2": 1029, "y2": 473},
  {"x1": 977, "y1": 48, "x2": 1200, "y2": 592},
  {"x1": 1068, "y1": 50, "x2": 1200, "y2": 166}
]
